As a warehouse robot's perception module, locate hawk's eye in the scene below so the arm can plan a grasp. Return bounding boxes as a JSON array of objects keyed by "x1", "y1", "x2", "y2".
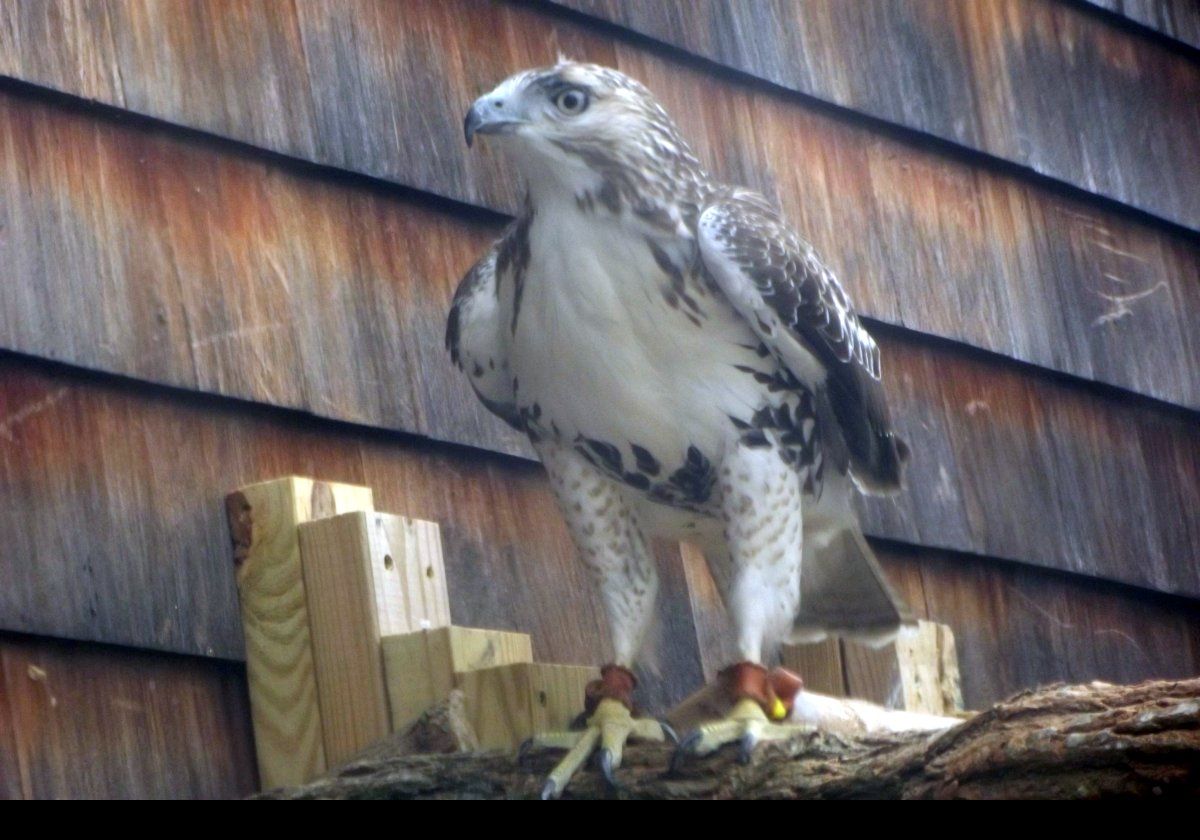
[{"x1": 554, "y1": 89, "x2": 589, "y2": 116}]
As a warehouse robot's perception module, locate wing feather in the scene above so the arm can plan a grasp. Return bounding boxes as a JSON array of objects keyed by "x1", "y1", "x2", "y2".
[
  {"x1": 446, "y1": 242, "x2": 521, "y2": 430},
  {"x1": 698, "y1": 192, "x2": 908, "y2": 492}
]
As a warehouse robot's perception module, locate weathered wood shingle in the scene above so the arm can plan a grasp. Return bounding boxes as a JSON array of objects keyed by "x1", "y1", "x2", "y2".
[
  {"x1": 0, "y1": 632, "x2": 258, "y2": 798},
  {"x1": 2, "y1": 1, "x2": 1198, "y2": 408},
  {"x1": 0, "y1": 2, "x2": 1195, "y2": 763},
  {"x1": 1, "y1": 85, "x2": 1196, "y2": 597},
  {"x1": 551, "y1": 0, "x2": 1200, "y2": 230},
  {"x1": 1082, "y1": 0, "x2": 1200, "y2": 49}
]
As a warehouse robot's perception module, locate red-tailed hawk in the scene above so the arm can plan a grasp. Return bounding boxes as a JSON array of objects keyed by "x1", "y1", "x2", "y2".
[{"x1": 449, "y1": 61, "x2": 910, "y2": 797}]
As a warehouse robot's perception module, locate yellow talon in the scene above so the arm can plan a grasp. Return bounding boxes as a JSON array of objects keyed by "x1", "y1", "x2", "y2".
[
  {"x1": 769, "y1": 696, "x2": 788, "y2": 721},
  {"x1": 525, "y1": 698, "x2": 672, "y2": 798}
]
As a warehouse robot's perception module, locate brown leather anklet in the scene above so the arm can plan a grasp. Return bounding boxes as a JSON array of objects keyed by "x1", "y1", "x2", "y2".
[
  {"x1": 584, "y1": 663, "x2": 638, "y2": 714},
  {"x1": 718, "y1": 661, "x2": 804, "y2": 720}
]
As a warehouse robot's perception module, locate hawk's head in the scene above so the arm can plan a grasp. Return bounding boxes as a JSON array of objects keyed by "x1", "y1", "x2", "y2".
[{"x1": 464, "y1": 61, "x2": 704, "y2": 205}]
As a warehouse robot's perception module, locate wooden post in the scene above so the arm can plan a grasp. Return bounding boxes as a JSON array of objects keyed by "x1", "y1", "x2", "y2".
[
  {"x1": 224, "y1": 476, "x2": 374, "y2": 789},
  {"x1": 381, "y1": 626, "x2": 533, "y2": 733},
  {"x1": 842, "y1": 620, "x2": 965, "y2": 715},
  {"x1": 457, "y1": 663, "x2": 599, "y2": 750},
  {"x1": 297, "y1": 511, "x2": 451, "y2": 767}
]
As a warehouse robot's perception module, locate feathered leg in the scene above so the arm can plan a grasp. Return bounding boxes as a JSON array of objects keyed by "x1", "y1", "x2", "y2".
[
  {"x1": 524, "y1": 443, "x2": 672, "y2": 798},
  {"x1": 675, "y1": 439, "x2": 810, "y2": 764}
]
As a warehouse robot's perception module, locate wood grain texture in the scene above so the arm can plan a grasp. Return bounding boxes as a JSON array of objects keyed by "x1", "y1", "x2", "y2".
[
  {"x1": 5, "y1": 0, "x2": 1197, "y2": 232},
  {"x1": 381, "y1": 627, "x2": 533, "y2": 733},
  {"x1": 0, "y1": 293, "x2": 1197, "y2": 634},
  {"x1": 1, "y1": 3, "x2": 1199, "y2": 409},
  {"x1": 0, "y1": 646, "x2": 25, "y2": 798},
  {"x1": 872, "y1": 329, "x2": 1200, "y2": 596},
  {"x1": 0, "y1": 352, "x2": 709, "y2": 712},
  {"x1": 0, "y1": 84, "x2": 1196, "y2": 596},
  {"x1": 0, "y1": 354, "x2": 1196, "y2": 715},
  {"x1": 0, "y1": 81, "x2": 523, "y2": 459},
  {"x1": 457, "y1": 663, "x2": 599, "y2": 750},
  {"x1": 1082, "y1": 0, "x2": 1200, "y2": 49},
  {"x1": 779, "y1": 639, "x2": 845, "y2": 698},
  {"x1": 299, "y1": 511, "x2": 450, "y2": 769},
  {"x1": 0, "y1": 631, "x2": 256, "y2": 799},
  {"x1": 678, "y1": 542, "x2": 737, "y2": 683},
  {"x1": 874, "y1": 542, "x2": 1200, "y2": 711},
  {"x1": 229, "y1": 477, "x2": 374, "y2": 789},
  {"x1": 553, "y1": 0, "x2": 1200, "y2": 231},
  {"x1": 839, "y1": 621, "x2": 964, "y2": 715}
]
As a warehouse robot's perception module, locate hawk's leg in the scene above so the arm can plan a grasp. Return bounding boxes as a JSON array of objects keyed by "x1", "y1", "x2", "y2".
[
  {"x1": 524, "y1": 444, "x2": 672, "y2": 798},
  {"x1": 675, "y1": 439, "x2": 811, "y2": 765}
]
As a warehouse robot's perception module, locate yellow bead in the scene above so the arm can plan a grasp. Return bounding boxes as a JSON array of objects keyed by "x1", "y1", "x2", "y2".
[{"x1": 770, "y1": 697, "x2": 787, "y2": 720}]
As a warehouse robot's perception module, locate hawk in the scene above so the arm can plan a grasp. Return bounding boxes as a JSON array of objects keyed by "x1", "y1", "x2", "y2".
[{"x1": 449, "y1": 62, "x2": 911, "y2": 796}]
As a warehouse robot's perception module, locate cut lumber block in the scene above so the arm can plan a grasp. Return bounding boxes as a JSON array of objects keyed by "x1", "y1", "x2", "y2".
[
  {"x1": 779, "y1": 638, "x2": 845, "y2": 697},
  {"x1": 457, "y1": 663, "x2": 599, "y2": 750},
  {"x1": 224, "y1": 476, "x2": 374, "y2": 789},
  {"x1": 898, "y1": 621, "x2": 964, "y2": 714},
  {"x1": 381, "y1": 626, "x2": 533, "y2": 733},
  {"x1": 298, "y1": 511, "x2": 450, "y2": 767},
  {"x1": 842, "y1": 620, "x2": 964, "y2": 715}
]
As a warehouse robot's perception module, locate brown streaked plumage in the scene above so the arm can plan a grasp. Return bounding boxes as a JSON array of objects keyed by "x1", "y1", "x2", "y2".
[{"x1": 449, "y1": 61, "x2": 914, "y2": 794}]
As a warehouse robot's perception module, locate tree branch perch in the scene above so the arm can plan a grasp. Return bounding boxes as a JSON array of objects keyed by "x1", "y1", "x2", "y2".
[{"x1": 260, "y1": 679, "x2": 1200, "y2": 799}]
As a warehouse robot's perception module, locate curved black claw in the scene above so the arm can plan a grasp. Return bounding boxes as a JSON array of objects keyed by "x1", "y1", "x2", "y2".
[
  {"x1": 569, "y1": 711, "x2": 590, "y2": 731},
  {"x1": 596, "y1": 748, "x2": 620, "y2": 793},
  {"x1": 737, "y1": 731, "x2": 757, "y2": 765},
  {"x1": 659, "y1": 720, "x2": 679, "y2": 745},
  {"x1": 540, "y1": 779, "x2": 560, "y2": 801},
  {"x1": 518, "y1": 737, "x2": 536, "y2": 766},
  {"x1": 669, "y1": 730, "x2": 703, "y2": 775}
]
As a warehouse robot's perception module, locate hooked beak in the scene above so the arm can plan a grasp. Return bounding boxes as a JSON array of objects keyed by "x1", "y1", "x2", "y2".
[{"x1": 463, "y1": 95, "x2": 526, "y2": 148}]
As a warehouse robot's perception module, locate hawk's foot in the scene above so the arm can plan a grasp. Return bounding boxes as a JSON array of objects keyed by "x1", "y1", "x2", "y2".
[
  {"x1": 519, "y1": 664, "x2": 674, "y2": 799},
  {"x1": 671, "y1": 662, "x2": 807, "y2": 770}
]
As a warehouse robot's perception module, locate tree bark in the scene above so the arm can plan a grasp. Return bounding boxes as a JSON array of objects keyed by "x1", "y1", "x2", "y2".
[{"x1": 260, "y1": 679, "x2": 1200, "y2": 799}]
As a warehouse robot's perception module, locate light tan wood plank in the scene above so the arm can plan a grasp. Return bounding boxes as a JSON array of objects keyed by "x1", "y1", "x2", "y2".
[
  {"x1": 373, "y1": 515, "x2": 452, "y2": 634},
  {"x1": 224, "y1": 476, "x2": 373, "y2": 789},
  {"x1": 458, "y1": 663, "x2": 598, "y2": 750},
  {"x1": 298, "y1": 511, "x2": 451, "y2": 767},
  {"x1": 842, "y1": 620, "x2": 964, "y2": 715},
  {"x1": 381, "y1": 626, "x2": 533, "y2": 733}
]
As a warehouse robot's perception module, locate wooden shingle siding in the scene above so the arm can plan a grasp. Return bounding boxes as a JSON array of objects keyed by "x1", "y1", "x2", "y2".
[
  {"x1": 0, "y1": 3, "x2": 1195, "y2": 794},
  {"x1": 2, "y1": 2, "x2": 1199, "y2": 410},
  {"x1": 875, "y1": 545, "x2": 1200, "y2": 710},
  {"x1": 551, "y1": 0, "x2": 1200, "y2": 232},
  {"x1": 2, "y1": 87, "x2": 1200, "y2": 597},
  {"x1": 0, "y1": 353, "x2": 708, "y2": 711},
  {"x1": 1082, "y1": 0, "x2": 1200, "y2": 50},
  {"x1": 0, "y1": 631, "x2": 257, "y2": 799},
  {"x1": 876, "y1": 332, "x2": 1200, "y2": 597},
  {"x1": 0, "y1": 341, "x2": 1197, "y2": 653},
  {"x1": 0, "y1": 80, "x2": 522, "y2": 457},
  {"x1": 1, "y1": 86, "x2": 1197, "y2": 597},
  {"x1": 0, "y1": 357, "x2": 1196, "y2": 719}
]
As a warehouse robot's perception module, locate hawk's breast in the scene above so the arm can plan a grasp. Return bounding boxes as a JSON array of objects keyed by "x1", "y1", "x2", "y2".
[{"x1": 506, "y1": 200, "x2": 827, "y2": 509}]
